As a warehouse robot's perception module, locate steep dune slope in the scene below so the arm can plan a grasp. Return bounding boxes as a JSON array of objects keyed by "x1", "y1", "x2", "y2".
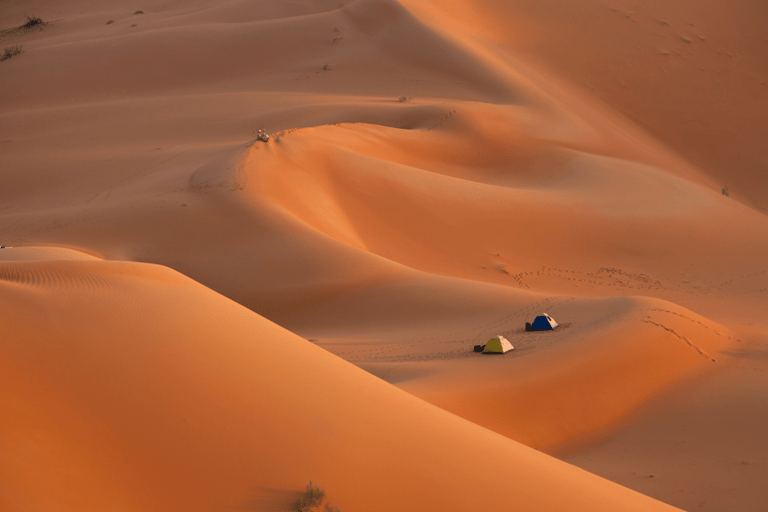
[
  {"x1": 250, "y1": 121, "x2": 768, "y2": 286},
  {"x1": 0, "y1": 257, "x2": 682, "y2": 512},
  {"x1": 0, "y1": 0, "x2": 518, "y2": 108},
  {"x1": 401, "y1": 0, "x2": 768, "y2": 212}
]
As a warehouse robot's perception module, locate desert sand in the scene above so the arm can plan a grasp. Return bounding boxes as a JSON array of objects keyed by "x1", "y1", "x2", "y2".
[{"x1": 1, "y1": 1, "x2": 766, "y2": 511}]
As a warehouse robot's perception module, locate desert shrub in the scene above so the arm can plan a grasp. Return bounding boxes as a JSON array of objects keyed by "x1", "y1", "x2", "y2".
[
  {"x1": 398, "y1": 96, "x2": 412, "y2": 103},
  {"x1": 1, "y1": 45, "x2": 23, "y2": 62},
  {"x1": 325, "y1": 503, "x2": 341, "y2": 512},
  {"x1": 134, "y1": 10, "x2": 144, "y2": 14},
  {"x1": 722, "y1": 186, "x2": 729, "y2": 196},
  {"x1": 292, "y1": 481, "x2": 325, "y2": 512},
  {"x1": 23, "y1": 16, "x2": 45, "y2": 29},
  {"x1": 106, "y1": 20, "x2": 115, "y2": 25}
]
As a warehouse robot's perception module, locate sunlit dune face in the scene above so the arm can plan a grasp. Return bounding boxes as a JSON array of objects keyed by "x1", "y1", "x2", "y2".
[{"x1": 1, "y1": 0, "x2": 767, "y2": 511}]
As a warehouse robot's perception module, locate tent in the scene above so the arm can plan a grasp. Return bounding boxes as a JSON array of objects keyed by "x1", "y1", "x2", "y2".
[
  {"x1": 482, "y1": 335, "x2": 514, "y2": 354},
  {"x1": 530, "y1": 313, "x2": 558, "y2": 331}
]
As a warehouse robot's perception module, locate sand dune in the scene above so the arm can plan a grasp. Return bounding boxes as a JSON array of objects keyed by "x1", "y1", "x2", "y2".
[
  {"x1": 401, "y1": 0, "x2": 768, "y2": 212},
  {"x1": 0, "y1": 259, "x2": 681, "y2": 512},
  {"x1": 348, "y1": 295, "x2": 733, "y2": 452},
  {"x1": 1, "y1": 0, "x2": 767, "y2": 510}
]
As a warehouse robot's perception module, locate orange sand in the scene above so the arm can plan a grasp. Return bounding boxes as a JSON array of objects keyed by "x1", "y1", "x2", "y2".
[{"x1": 1, "y1": 1, "x2": 766, "y2": 511}]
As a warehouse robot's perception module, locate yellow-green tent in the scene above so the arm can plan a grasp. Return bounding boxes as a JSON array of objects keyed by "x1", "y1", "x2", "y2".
[{"x1": 482, "y1": 335, "x2": 514, "y2": 354}]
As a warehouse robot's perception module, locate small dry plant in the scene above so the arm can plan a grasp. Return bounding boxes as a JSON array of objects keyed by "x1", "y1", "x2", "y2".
[
  {"x1": 23, "y1": 16, "x2": 45, "y2": 29},
  {"x1": 1, "y1": 46, "x2": 23, "y2": 61},
  {"x1": 291, "y1": 481, "x2": 325, "y2": 512}
]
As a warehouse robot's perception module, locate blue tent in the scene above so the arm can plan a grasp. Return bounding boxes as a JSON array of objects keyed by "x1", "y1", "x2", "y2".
[{"x1": 530, "y1": 313, "x2": 558, "y2": 331}]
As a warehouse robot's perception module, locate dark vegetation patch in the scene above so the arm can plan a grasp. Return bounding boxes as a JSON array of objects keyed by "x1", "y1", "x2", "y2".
[
  {"x1": 1, "y1": 45, "x2": 23, "y2": 61},
  {"x1": 22, "y1": 16, "x2": 45, "y2": 29},
  {"x1": 0, "y1": 16, "x2": 47, "y2": 39},
  {"x1": 291, "y1": 481, "x2": 324, "y2": 512}
]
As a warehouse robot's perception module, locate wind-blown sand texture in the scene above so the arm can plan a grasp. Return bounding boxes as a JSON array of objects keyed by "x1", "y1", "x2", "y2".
[{"x1": 1, "y1": 1, "x2": 766, "y2": 511}]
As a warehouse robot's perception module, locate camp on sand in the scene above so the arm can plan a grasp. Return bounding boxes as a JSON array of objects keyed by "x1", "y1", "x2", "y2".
[
  {"x1": 526, "y1": 313, "x2": 559, "y2": 331},
  {"x1": 481, "y1": 335, "x2": 514, "y2": 354}
]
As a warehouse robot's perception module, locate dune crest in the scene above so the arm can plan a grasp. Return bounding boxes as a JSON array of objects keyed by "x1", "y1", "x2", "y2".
[{"x1": 0, "y1": 246, "x2": 102, "y2": 262}]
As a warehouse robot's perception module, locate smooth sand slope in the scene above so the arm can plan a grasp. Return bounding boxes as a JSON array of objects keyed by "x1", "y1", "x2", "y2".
[
  {"x1": 566, "y1": 346, "x2": 768, "y2": 512},
  {"x1": 1, "y1": 0, "x2": 767, "y2": 511},
  {"x1": 401, "y1": 0, "x2": 768, "y2": 212},
  {"x1": 0, "y1": 255, "x2": 681, "y2": 512}
]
